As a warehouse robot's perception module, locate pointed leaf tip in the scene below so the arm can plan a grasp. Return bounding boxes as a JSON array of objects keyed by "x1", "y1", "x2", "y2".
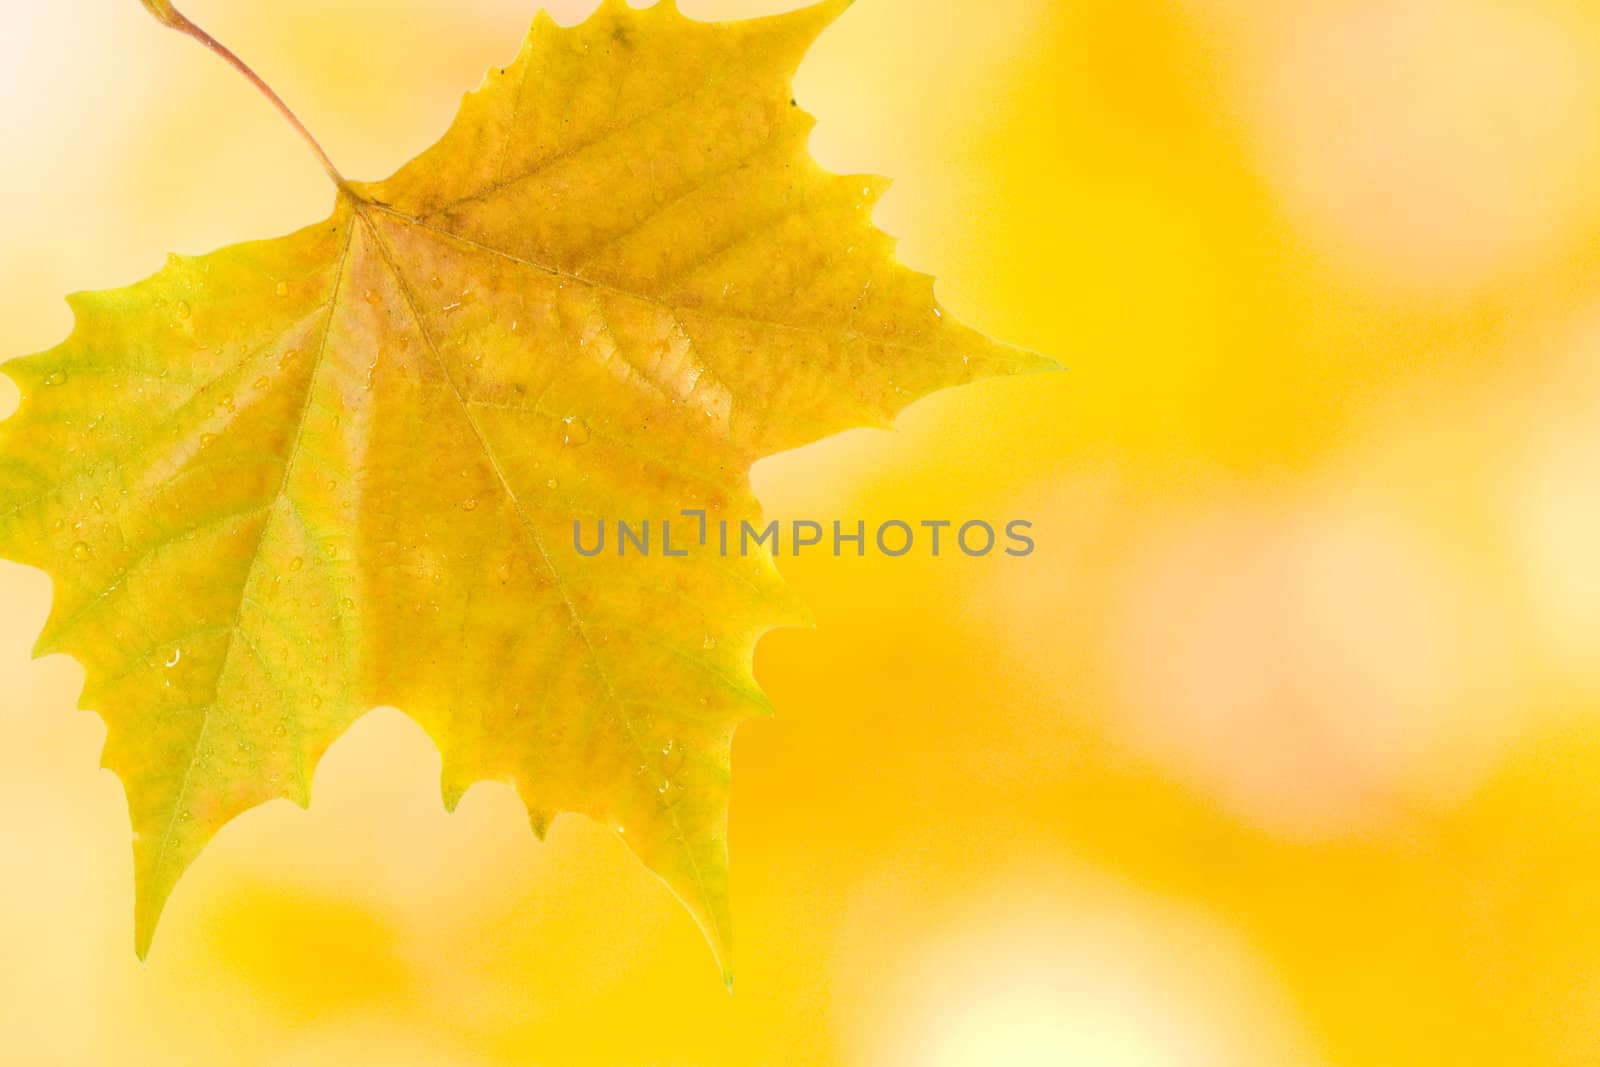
[
  {"x1": 743, "y1": 0, "x2": 856, "y2": 53},
  {"x1": 816, "y1": 0, "x2": 857, "y2": 28},
  {"x1": 133, "y1": 894, "x2": 160, "y2": 961},
  {"x1": 795, "y1": 0, "x2": 857, "y2": 37}
]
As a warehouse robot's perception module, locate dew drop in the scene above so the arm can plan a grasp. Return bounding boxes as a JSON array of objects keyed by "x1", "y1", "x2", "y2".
[
  {"x1": 71, "y1": 542, "x2": 91, "y2": 561},
  {"x1": 338, "y1": 597, "x2": 355, "y2": 612},
  {"x1": 545, "y1": 478, "x2": 558, "y2": 490},
  {"x1": 321, "y1": 543, "x2": 337, "y2": 559},
  {"x1": 165, "y1": 648, "x2": 181, "y2": 668},
  {"x1": 273, "y1": 722, "x2": 288, "y2": 738},
  {"x1": 561, "y1": 415, "x2": 591, "y2": 447},
  {"x1": 275, "y1": 280, "x2": 289, "y2": 298},
  {"x1": 43, "y1": 369, "x2": 67, "y2": 387},
  {"x1": 460, "y1": 498, "x2": 479, "y2": 512},
  {"x1": 254, "y1": 376, "x2": 270, "y2": 390},
  {"x1": 311, "y1": 695, "x2": 323, "y2": 709},
  {"x1": 166, "y1": 253, "x2": 181, "y2": 268},
  {"x1": 661, "y1": 739, "x2": 684, "y2": 775},
  {"x1": 288, "y1": 556, "x2": 304, "y2": 573},
  {"x1": 364, "y1": 289, "x2": 380, "y2": 305},
  {"x1": 199, "y1": 433, "x2": 216, "y2": 448},
  {"x1": 175, "y1": 301, "x2": 192, "y2": 320},
  {"x1": 701, "y1": 635, "x2": 717, "y2": 650}
]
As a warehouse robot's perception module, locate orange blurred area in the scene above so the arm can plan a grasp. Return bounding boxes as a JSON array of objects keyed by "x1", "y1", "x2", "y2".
[{"x1": 6, "y1": 0, "x2": 1600, "y2": 1063}]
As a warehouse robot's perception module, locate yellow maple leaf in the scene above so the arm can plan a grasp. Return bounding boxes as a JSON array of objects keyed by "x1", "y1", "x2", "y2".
[{"x1": 0, "y1": 0, "x2": 1050, "y2": 979}]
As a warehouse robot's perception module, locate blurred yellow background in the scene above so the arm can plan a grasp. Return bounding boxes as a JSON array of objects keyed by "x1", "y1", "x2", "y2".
[{"x1": 5, "y1": 0, "x2": 1600, "y2": 1063}]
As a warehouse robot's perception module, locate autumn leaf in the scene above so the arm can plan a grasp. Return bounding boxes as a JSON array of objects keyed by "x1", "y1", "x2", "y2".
[{"x1": 0, "y1": 0, "x2": 1050, "y2": 979}]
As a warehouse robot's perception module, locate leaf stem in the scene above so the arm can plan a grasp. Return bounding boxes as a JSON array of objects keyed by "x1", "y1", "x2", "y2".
[{"x1": 139, "y1": 1, "x2": 347, "y2": 188}]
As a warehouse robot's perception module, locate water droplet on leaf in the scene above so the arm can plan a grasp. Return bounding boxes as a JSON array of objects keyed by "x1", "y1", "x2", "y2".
[
  {"x1": 661, "y1": 739, "x2": 684, "y2": 775},
  {"x1": 561, "y1": 415, "x2": 591, "y2": 446}
]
